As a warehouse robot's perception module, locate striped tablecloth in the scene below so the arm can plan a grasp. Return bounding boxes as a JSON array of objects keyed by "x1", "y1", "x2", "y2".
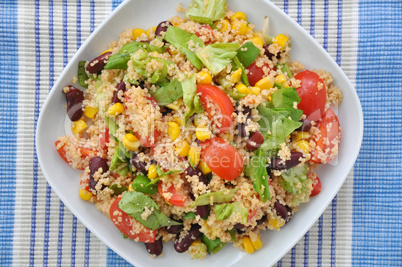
[{"x1": 1, "y1": 0, "x2": 401, "y2": 266}]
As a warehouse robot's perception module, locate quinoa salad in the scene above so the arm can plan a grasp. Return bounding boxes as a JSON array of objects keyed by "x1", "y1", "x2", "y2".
[{"x1": 56, "y1": 0, "x2": 343, "y2": 259}]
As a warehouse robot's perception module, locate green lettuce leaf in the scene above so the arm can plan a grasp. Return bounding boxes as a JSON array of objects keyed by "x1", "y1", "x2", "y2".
[
  {"x1": 149, "y1": 78, "x2": 183, "y2": 105},
  {"x1": 196, "y1": 43, "x2": 240, "y2": 75},
  {"x1": 279, "y1": 163, "x2": 309, "y2": 195},
  {"x1": 201, "y1": 235, "x2": 226, "y2": 254},
  {"x1": 244, "y1": 149, "x2": 271, "y2": 202},
  {"x1": 118, "y1": 191, "x2": 182, "y2": 230},
  {"x1": 185, "y1": 0, "x2": 226, "y2": 22},
  {"x1": 270, "y1": 87, "x2": 302, "y2": 121},
  {"x1": 164, "y1": 26, "x2": 205, "y2": 70},
  {"x1": 214, "y1": 202, "x2": 248, "y2": 224},
  {"x1": 182, "y1": 74, "x2": 204, "y2": 123}
]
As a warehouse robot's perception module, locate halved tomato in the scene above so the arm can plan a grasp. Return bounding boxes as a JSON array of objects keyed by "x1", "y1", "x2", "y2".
[
  {"x1": 200, "y1": 137, "x2": 244, "y2": 181},
  {"x1": 310, "y1": 108, "x2": 341, "y2": 164},
  {"x1": 197, "y1": 85, "x2": 234, "y2": 133},
  {"x1": 294, "y1": 70, "x2": 327, "y2": 122},
  {"x1": 310, "y1": 176, "x2": 322, "y2": 197},
  {"x1": 246, "y1": 62, "x2": 271, "y2": 86},
  {"x1": 109, "y1": 197, "x2": 157, "y2": 243},
  {"x1": 55, "y1": 140, "x2": 98, "y2": 170},
  {"x1": 158, "y1": 180, "x2": 187, "y2": 207}
]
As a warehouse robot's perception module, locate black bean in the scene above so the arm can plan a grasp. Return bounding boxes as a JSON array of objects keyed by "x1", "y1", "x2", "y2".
[
  {"x1": 174, "y1": 224, "x2": 201, "y2": 253},
  {"x1": 155, "y1": 21, "x2": 173, "y2": 37},
  {"x1": 111, "y1": 81, "x2": 127, "y2": 104},
  {"x1": 64, "y1": 86, "x2": 84, "y2": 121},
  {"x1": 256, "y1": 215, "x2": 267, "y2": 225},
  {"x1": 89, "y1": 156, "x2": 109, "y2": 175},
  {"x1": 263, "y1": 44, "x2": 279, "y2": 60},
  {"x1": 270, "y1": 152, "x2": 304, "y2": 170},
  {"x1": 246, "y1": 131, "x2": 265, "y2": 151},
  {"x1": 274, "y1": 202, "x2": 292, "y2": 222},
  {"x1": 132, "y1": 154, "x2": 148, "y2": 175},
  {"x1": 144, "y1": 238, "x2": 163, "y2": 256},
  {"x1": 165, "y1": 224, "x2": 184, "y2": 235},
  {"x1": 185, "y1": 166, "x2": 207, "y2": 185},
  {"x1": 296, "y1": 119, "x2": 312, "y2": 132},
  {"x1": 195, "y1": 205, "x2": 209, "y2": 219},
  {"x1": 86, "y1": 51, "x2": 112, "y2": 73},
  {"x1": 234, "y1": 223, "x2": 246, "y2": 233}
]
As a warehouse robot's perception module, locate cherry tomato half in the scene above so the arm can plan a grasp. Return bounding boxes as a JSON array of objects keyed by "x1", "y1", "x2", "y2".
[
  {"x1": 294, "y1": 70, "x2": 327, "y2": 122},
  {"x1": 158, "y1": 180, "x2": 187, "y2": 207},
  {"x1": 310, "y1": 176, "x2": 322, "y2": 197},
  {"x1": 197, "y1": 85, "x2": 235, "y2": 133},
  {"x1": 246, "y1": 62, "x2": 271, "y2": 86},
  {"x1": 55, "y1": 140, "x2": 98, "y2": 170},
  {"x1": 310, "y1": 108, "x2": 341, "y2": 164},
  {"x1": 195, "y1": 25, "x2": 215, "y2": 45},
  {"x1": 109, "y1": 197, "x2": 157, "y2": 243},
  {"x1": 200, "y1": 137, "x2": 244, "y2": 181}
]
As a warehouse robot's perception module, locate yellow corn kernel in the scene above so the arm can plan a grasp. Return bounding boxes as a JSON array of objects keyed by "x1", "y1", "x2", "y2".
[
  {"x1": 101, "y1": 48, "x2": 111, "y2": 55},
  {"x1": 188, "y1": 146, "x2": 201, "y2": 167},
  {"x1": 132, "y1": 28, "x2": 146, "y2": 39},
  {"x1": 107, "y1": 103, "x2": 124, "y2": 116},
  {"x1": 293, "y1": 131, "x2": 311, "y2": 142},
  {"x1": 255, "y1": 76, "x2": 275, "y2": 90},
  {"x1": 215, "y1": 19, "x2": 230, "y2": 32},
  {"x1": 174, "y1": 116, "x2": 184, "y2": 126},
  {"x1": 79, "y1": 188, "x2": 93, "y2": 201},
  {"x1": 275, "y1": 74, "x2": 286, "y2": 85},
  {"x1": 251, "y1": 87, "x2": 261, "y2": 96},
  {"x1": 250, "y1": 235, "x2": 263, "y2": 250},
  {"x1": 231, "y1": 11, "x2": 247, "y2": 21},
  {"x1": 176, "y1": 140, "x2": 190, "y2": 157},
  {"x1": 128, "y1": 184, "x2": 134, "y2": 192},
  {"x1": 83, "y1": 106, "x2": 99, "y2": 119},
  {"x1": 273, "y1": 34, "x2": 289, "y2": 50},
  {"x1": 196, "y1": 71, "x2": 212, "y2": 85},
  {"x1": 166, "y1": 98, "x2": 183, "y2": 111},
  {"x1": 229, "y1": 68, "x2": 242, "y2": 83},
  {"x1": 296, "y1": 140, "x2": 310, "y2": 154},
  {"x1": 123, "y1": 133, "x2": 140, "y2": 151},
  {"x1": 235, "y1": 83, "x2": 251, "y2": 95},
  {"x1": 71, "y1": 119, "x2": 87, "y2": 135},
  {"x1": 148, "y1": 164, "x2": 158, "y2": 180},
  {"x1": 167, "y1": 122, "x2": 180, "y2": 141},
  {"x1": 248, "y1": 36, "x2": 264, "y2": 48},
  {"x1": 199, "y1": 160, "x2": 211, "y2": 175},
  {"x1": 196, "y1": 126, "x2": 211, "y2": 141},
  {"x1": 145, "y1": 26, "x2": 156, "y2": 36},
  {"x1": 242, "y1": 236, "x2": 255, "y2": 254},
  {"x1": 193, "y1": 114, "x2": 202, "y2": 127},
  {"x1": 231, "y1": 20, "x2": 248, "y2": 35},
  {"x1": 269, "y1": 218, "x2": 285, "y2": 230}
]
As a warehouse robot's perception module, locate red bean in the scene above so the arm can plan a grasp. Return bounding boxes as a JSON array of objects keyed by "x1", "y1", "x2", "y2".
[
  {"x1": 88, "y1": 157, "x2": 108, "y2": 191},
  {"x1": 132, "y1": 154, "x2": 148, "y2": 175},
  {"x1": 165, "y1": 223, "x2": 184, "y2": 235},
  {"x1": 155, "y1": 21, "x2": 173, "y2": 37},
  {"x1": 86, "y1": 51, "x2": 112, "y2": 73},
  {"x1": 263, "y1": 44, "x2": 279, "y2": 60},
  {"x1": 274, "y1": 202, "x2": 292, "y2": 222},
  {"x1": 174, "y1": 224, "x2": 201, "y2": 253},
  {"x1": 270, "y1": 152, "x2": 304, "y2": 170},
  {"x1": 195, "y1": 205, "x2": 209, "y2": 219},
  {"x1": 144, "y1": 238, "x2": 163, "y2": 256},
  {"x1": 111, "y1": 81, "x2": 127, "y2": 104},
  {"x1": 185, "y1": 166, "x2": 207, "y2": 185},
  {"x1": 246, "y1": 131, "x2": 265, "y2": 151},
  {"x1": 64, "y1": 86, "x2": 84, "y2": 121},
  {"x1": 296, "y1": 119, "x2": 312, "y2": 132},
  {"x1": 234, "y1": 223, "x2": 245, "y2": 233}
]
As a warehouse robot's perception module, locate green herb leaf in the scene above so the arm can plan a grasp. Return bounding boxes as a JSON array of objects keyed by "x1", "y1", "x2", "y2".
[
  {"x1": 226, "y1": 229, "x2": 236, "y2": 242},
  {"x1": 148, "y1": 78, "x2": 183, "y2": 106},
  {"x1": 78, "y1": 61, "x2": 89, "y2": 88},
  {"x1": 104, "y1": 116, "x2": 118, "y2": 137},
  {"x1": 190, "y1": 188, "x2": 238, "y2": 207},
  {"x1": 183, "y1": 212, "x2": 196, "y2": 220},
  {"x1": 164, "y1": 26, "x2": 205, "y2": 70},
  {"x1": 189, "y1": 15, "x2": 217, "y2": 29},
  {"x1": 195, "y1": 43, "x2": 240, "y2": 75},
  {"x1": 236, "y1": 42, "x2": 260, "y2": 68},
  {"x1": 233, "y1": 56, "x2": 249, "y2": 86},
  {"x1": 244, "y1": 149, "x2": 271, "y2": 202},
  {"x1": 110, "y1": 184, "x2": 127, "y2": 197},
  {"x1": 104, "y1": 53, "x2": 131, "y2": 70},
  {"x1": 118, "y1": 191, "x2": 182, "y2": 230},
  {"x1": 214, "y1": 202, "x2": 248, "y2": 224},
  {"x1": 182, "y1": 73, "x2": 204, "y2": 123},
  {"x1": 277, "y1": 63, "x2": 293, "y2": 78},
  {"x1": 279, "y1": 163, "x2": 309, "y2": 195},
  {"x1": 131, "y1": 174, "x2": 158, "y2": 195},
  {"x1": 201, "y1": 235, "x2": 226, "y2": 254},
  {"x1": 270, "y1": 87, "x2": 302, "y2": 121}
]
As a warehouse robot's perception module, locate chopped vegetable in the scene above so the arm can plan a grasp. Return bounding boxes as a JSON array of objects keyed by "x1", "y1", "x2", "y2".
[
  {"x1": 185, "y1": 0, "x2": 226, "y2": 22},
  {"x1": 195, "y1": 43, "x2": 240, "y2": 75},
  {"x1": 236, "y1": 42, "x2": 260, "y2": 68},
  {"x1": 201, "y1": 235, "x2": 226, "y2": 254},
  {"x1": 190, "y1": 188, "x2": 238, "y2": 207}
]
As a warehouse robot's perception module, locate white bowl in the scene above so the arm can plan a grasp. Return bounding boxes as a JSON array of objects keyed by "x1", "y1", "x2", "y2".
[{"x1": 36, "y1": 0, "x2": 363, "y2": 266}]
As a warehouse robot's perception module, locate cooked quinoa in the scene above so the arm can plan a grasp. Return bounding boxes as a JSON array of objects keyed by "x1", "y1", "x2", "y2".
[{"x1": 56, "y1": 0, "x2": 343, "y2": 259}]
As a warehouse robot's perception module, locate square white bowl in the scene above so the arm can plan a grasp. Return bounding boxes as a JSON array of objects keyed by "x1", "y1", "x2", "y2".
[{"x1": 36, "y1": 0, "x2": 363, "y2": 266}]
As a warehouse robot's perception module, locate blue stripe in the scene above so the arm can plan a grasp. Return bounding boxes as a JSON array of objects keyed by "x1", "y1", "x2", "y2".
[
  {"x1": 283, "y1": 0, "x2": 288, "y2": 14},
  {"x1": 0, "y1": 1, "x2": 18, "y2": 265},
  {"x1": 290, "y1": 246, "x2": 296, "y2": 267},
  {"x1": 57, "y1": 202, "x2": 64, "y2": 267},
  {"x1": 29, "y1": 0, "x2": 41, "y2": 265},
  {"x1": 42, "y1": 0, "x2": 55, "y2": 265},
  {"x1": 310, "y1": 0, "x2": 315, "y2": 36},
  {"x1": 277, "y1": 259, "x2": 282, "y2": 267},
  {"x1": 353, "y1": 0, "x2": 402, "y2": 265},
  {"x1": 303, "y1": 231, "x2": 309, "y2": 266},
  {"x1": 297, "y1": 0, "x2": 302, "y2": 25},
  {"x1": 84, "y1": 229, "x2": 91, "y2": 267},
  {"x1": 90, "y1": 0, "x2": 95, "y2": 33},
  {"x1": 323, "y1": 0, "x2": 328, "y2": 51},
  {"x1": 316, "y1": 215, "x2": 323, "y2": 267}
]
